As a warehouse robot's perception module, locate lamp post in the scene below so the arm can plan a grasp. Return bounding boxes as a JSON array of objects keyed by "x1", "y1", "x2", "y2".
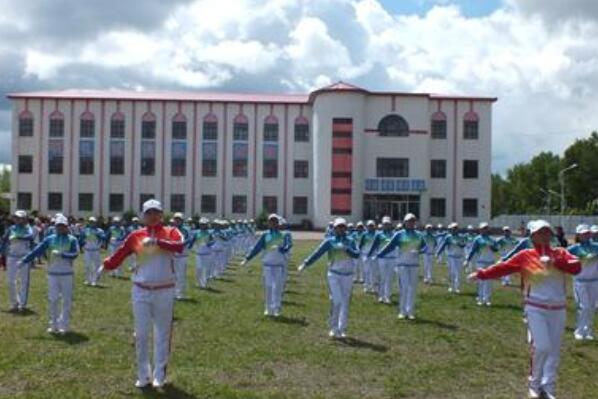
[
  {"x1": 540, "y1": 188, "x2": 560, "y2": 216},
  {"x1": 559, "y1": 163, "x2": 578, "y2": 215}
]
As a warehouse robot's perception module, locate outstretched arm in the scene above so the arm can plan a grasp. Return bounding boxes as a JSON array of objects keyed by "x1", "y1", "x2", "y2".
[{"x1": 301, "y1": 240, "x2": 332, "y2": 269}]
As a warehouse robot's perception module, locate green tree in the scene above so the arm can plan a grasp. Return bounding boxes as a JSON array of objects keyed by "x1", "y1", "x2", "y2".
[
  {"x1": 0, "y1": 167, "x2": 10, "y2": 214},
  {"x1": 562, "y1": 132, "x2": 598, "y2": 214}
]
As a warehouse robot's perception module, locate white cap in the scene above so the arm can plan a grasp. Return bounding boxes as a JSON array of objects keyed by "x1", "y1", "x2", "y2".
[
  {"x1": 467, "y1": 225, "x2": 474, "y2": 230},
  {"x1": 425, "y1": 224, "x2": 433, "y2": 229},
  {"x1": 591, "y1": 225, "x2": 598, "y2": 233},
  {"x1": 529, "y1": 220, "x2": 552, "y2": 235},
  {"x1": 132, "y1": 217, "x2": 140, "y2": 222},
  {"x1": 437, "y1": 224, "x2": 444, "y2": 229},
  {"x1": 199, "y1": 217, "x2": 209, "y2": 224},
  {"x1": 88, "y1": 216, "x2": 97, "y2": 222},
  {"x1": 142, "y1": 199, "x2": 163, "y2": 214},
  {"x1": 382, "y1": 216, "x2": 392, "y2": 224},
  {"x1": 14, "y1": 210, "x2": 27, "y2": 218},
  {"x1": 243, "y1": 219, "x2": 248, "y2": 223},
  {"x1": 55, "y1": 215, "x2": 68, "y2": 226},
  {"x1": 403, "y1": 213, "x2": 417, "y2": 222},
  {"x1": 333, "y1": 217, "x2": 347, "y2": 227},
  {"x1": 448, "y1": 222, "x2": 459, "y2": 229},
  {"x1": 113, "y1": 216, "x2": 121, "y2": 223},
  {"x1": 396, "y1": 223, "x2": 403, "y2": 229},
  {"x1": 576, "y1": 224, "x2": 591, "y2": 235},
  {"x1": 173, "y1": 212, "x2": 184, "y2": 220},
  {"x1": 356, "y1": 222, "x2": 364, "y2": 227},
  {"x1": 366, "y1": 220, "x2": 376, "y2": 226},
  {"x1": 347, "y1": 223, "x2": 354, "y2": 228},
  {"x1": 502, "y1": 226, "x2": 511, "y2": 231},
  {"x1": 479, "y1": 222, "x2": 489, "y2": 229},
  {"x1": 268, "y1": 213, "x2": 280, "y2": 221}
]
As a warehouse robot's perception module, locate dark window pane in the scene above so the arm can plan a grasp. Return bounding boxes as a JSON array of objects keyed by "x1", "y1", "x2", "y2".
[
  {"x1": 376, "y1": 158, "x2": 409, "y2": 178},
  {"x1": 233, "y1": 142, "x2": 248, "y2": 177},
  {"x1": 142, "y1": 120, "x2": 156, "y2": 139},
  {"x1": 110, "y1": 119, "x2": 125, "y2": 138},
  {"x1": 171, "y1": 142, "x2": 187, "y2": 177},
  {"x1": 232, "y1": 195, "x2": 247, "y2": 213},
  {"x1": 79, "y1": 140, "x2": 95, "y2": 175},
  {"x1": 171, "y1": 194, "x2": 185, "y2": 213},
  {"x1": 202, "y1": 142, "x2": 217, "y2": 177},
  {"x1": 294, "y1": 160, "x2": 308, "y2": 178},
  {"x1": 262, "y1": 196, "x2": 277, "y2": 213},
  {"x1": 463, "y1": 198, "x2": 478, "y2": 217},
  {"x1": 48, "y1": 192, "x2": 63, "y2": 211},
  {"x1": 172, "y1": 120, "x2": 187, "y2": 140},
  {"x1": 48, "y1": 139, "x2": 64, "y2": 174},
  {"x1": 19, "y1": 117, "x2": 33, "y2": 137},
  {"x1": 431, "y1": 120, "x2": 446, "y2": 139},
  {"x1": 430, "y1": 198, "x2": 446, "y2": 217},
  {"x1": 293, "y1": 196, "x2": 308, "y2": 215},
  {"x1": 141, "y1": 141, "x2": 155, "y2": 175},
  {"x1": 49, "y1": 118, "x2": 64, "y2": 137},
  {"x1": 463, "y1": 160, "x2": 478, "y2": 179},
  {"x1": 464, "y1": 121, "x2": 479, "y2": 140},
  {"x1": 17, "y1": 192, "x2": 32, "y2": 210},
  {"x1": 431, "y1": 159, "x2": 446, "y2": 179},
  {"x1": 264, "y1": 123, "x2": 278, "y2": 142},
  {"x1": 203, "y1": 121, "x2": 218, "y2": 140},
  {"x1": 18, "y1": 155, "x2": 33, "y2": 174},
  {"x1": 110, "y1": 140, "x2": 125, "y2": 175},
  {"x1": 79, "y1": 193, "x2": 93, "y2": 212},
  {"x1": 378, "y1": 115, "x2": 409, "y2": 137},
  {"x1": 80, "y1": 119, "x2": 95, "y2": 138},
  {"x1": 109, "y1": 194, "x2": 124, "y2": 212},
  {"x1": 201, "y1": 195, "x2": 216, "y2": 213},
  {"x1": 233, "y1": 123, "x2": 248, "y2": 141},
  {"x1": 294, "y1": 123, "x2": 309, "y2": 142}
]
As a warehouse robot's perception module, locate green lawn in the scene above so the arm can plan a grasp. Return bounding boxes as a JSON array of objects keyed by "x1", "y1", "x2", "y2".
[{"x1": 0, "y1": 240, "x2": 597, "y2": 399}]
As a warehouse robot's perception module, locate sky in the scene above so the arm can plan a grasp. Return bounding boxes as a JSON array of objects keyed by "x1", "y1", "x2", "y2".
[{"x1": 1, "y1": 0, "x2": 598, "y2": 174}]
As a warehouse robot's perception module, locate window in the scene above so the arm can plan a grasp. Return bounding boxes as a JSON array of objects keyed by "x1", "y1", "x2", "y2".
[
  {"x1": 109, "y1": 194, "x2": 124, "y2": 213},
  {"x1": 139, "y1": 194, "x2": 154, "y2": 212},
  {"x1": 430, "y1": 159, "x2": 446, "y2": 179},
  {"x1": 233, "y1": 143, "x2": 248, "y2": 177},
  {"x1": 376, "y1": 158, "x2": 409, "y2": 178},
  {"x1": 294, "y1": 117, "x2": 309, "y2": 142},
  {"x1": 201, "y1": 195, "x2": 216, "y2": 213},
  {"x1": 172, "y1": 118, "x2": 187, "y2": 140},
  {"x1": 80, "y1": 113, "x2": 95, "y2": 138},
  {"x1": 19, "y1": 113, "x2": 33, "y2": 137},
  {"x1": 431, "y1": 112, "x2": 447, "y2": 139},
  {"x1": 464, "y1": 112, "x2": 479, "y2": 140},
  {"x1": 463, "y1": 198, "x2": 478, "y2": 217},
  {"x1": 263, "y1": 143, "x2": 278, "y2": 178},
  {"x1": 110, "y1": 115, "x2": 125, "y2": 138},
  {"x1": 203, "y1": 116, "x2": 218, "y2": 140},
  {"x1": 17, "y1": 192, "x2": 32, "y2": 210},
  {"x1": 263, "y1": 196, "x2": 278, "y2": 213},
  {"x1": 49, "y1": 113, "x2": 64, "y2": 137},
  {"x1": 233, "y1": 117, "x2": 248, "y2": 141},
  {"x1": 110, "y1": 141, "x2": 125, "y2": 175},
  {"x1": 463, "y1": 160, "x2": 478, "y2": 179},
  {"x1": 430, "y1": 198, "x2": 446, "y2": 218},
  {"x1": 171, "y1": 142, "x2": 187, "y2": 177},
  {"x1": 293, "y1": 196, "x2": 308, "y2": 215},
  {"x1": 171, "y1": 194, "x2": 185, "y2": 213},
  {"x1": 48, "y1": 139, "x2": 64, "y2": 174},
  {"x1": 79, "y1": 193, "x2": 93, "y2": 212},
  {"x1": 141, "y1": 141, "x2": 155, "y2": 176},
  {"x1": 232, "y1": 195, "x2": 247, "y2": 214},
  {"x1": 48, "y1": 192, "x2": 63, "y2": 211},
  {"x1": 79, "y1": 140, "x2": 95, "y2": 175},
  {"x1": 18, "y1": 155, "x2": 33, "y2": 174},
  {"x1": 264, "y1": 116, "x2": 279, "y2": 142},
  {"x1": 202, "y1": 142, "x2": 217, "y2": 177},
  {"x1": 141, "y1": 117, "x2": 156, "y2": 139},
  {"x1": 294, "y1": 160, "x2": 309, "y2": 178},
  {"x1": 378, "y1": 114, "x2": 409, "y2": 137}
]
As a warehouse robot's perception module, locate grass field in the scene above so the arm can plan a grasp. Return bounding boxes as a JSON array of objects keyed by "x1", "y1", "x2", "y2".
[{"x1": 0, "y1": 239, "x2": 597, "y2": 399}]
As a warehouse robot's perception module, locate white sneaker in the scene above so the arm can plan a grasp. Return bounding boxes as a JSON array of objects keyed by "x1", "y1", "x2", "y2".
[
  {"x1": 152, "y1": 378, "x2": 165, "y2": 388},
  {"x1": 398, "y1": 313, "x2": 406, "y2": 319},
  {"x1": 574, "y1": 333, "x2": 584, "y2": 340},
  {"x1": 47, "y1": 327, "x2": 57, "y2": 334},
  {"x1": 407, "y1": 315, "x2": 416, "y2": 320},
  {"x1": 378, "y1": 297, "x2": 384, "y2": 303},
  {"x1": 328, "y1": 330, "x2": 337, "y2": 338},
  {"x1": 485, "y1": 302, "x2": 492, "y2": 307},
  {"x1": 448, "y1": 288, "x2": 453, "y2": 293},
  {"x1": 273, "y1": 311, "x2": 281, "y2": 317},
  {"x1": 384, "y1": 298, "x2": 392, "y2": 304},
  {"x1": 135, "y1": 379, "x2": 151, "y2": 388},
  {"x1": 455, "y1": 289, "x2": 461, "y2": 294},
  {"x1": 543, "y1": 391, "x2": 557, "y2": 399},
  {"x1": 527, "y1": 388, "x2": 540, "y2": 399},
  {"x1": 586, "y1": 335, "x2": 595, "y2": 340},
  {"x1": 58, "y1": 329, "x2": 68, "y2": 335},
  {"x1": 339, "y1": 332, "x2": 347, "y2": 338},
  {"x1": 476, "y1": 301, "x2": 483, "y2": 306}
]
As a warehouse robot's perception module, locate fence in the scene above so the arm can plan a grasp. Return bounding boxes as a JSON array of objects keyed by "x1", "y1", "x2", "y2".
[{"x1": 490, "y1": 214, "x2": 598, "y2": 235}]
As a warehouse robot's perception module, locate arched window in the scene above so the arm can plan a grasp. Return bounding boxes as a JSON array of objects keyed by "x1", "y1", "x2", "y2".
[
  {"x1": 294, "y1": 116, "x2": 309, "y2": 142},
  {"x1": 463, "y1": 111, "x2": 479, "y2": 140},
  {"x1": 378, "y1": 114, "x2": 409, "y2": 137},
  {"x1": 18, "y1": 111, "x2": 34, "y2": 137},
  {"x1": 171, "y1": 112, "x2": 187, "y2": 176},
  {"x1": 49, "y1": 111, "x2": 65, "y2": 137},
  {"x1": 141, "y1": 112, "x2": 156, "y2": 176},
  {"x1": 110, "y1": 112, "x2": 125, "y2": 175},
  {"x1": 263, "y1": 115, "x2": 279, "y2": 179},
  {"x1": 79, "y1": 111, "x2": 95, "y2": 174},
  {"x1": 172, "y1": 112, "x2": 187, "y2": 140},
  {"x1": 431, "y1": 111, "x2": 447, "y2": 140},
  {"x1": 264, "y1": 115, "x2": 279, "y2": 142},
  {"x1": 202, "y1": 113, "x2": 218, "y2": 177},
  {"x1": 233, "y1": 114, "x2": 249, "y2": 177}
]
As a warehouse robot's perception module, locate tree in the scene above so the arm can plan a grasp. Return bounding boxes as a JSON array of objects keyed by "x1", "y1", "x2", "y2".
[
  {"x1": 0, "y1": 167, "x2": 10, "y2": 214},
  {"x1": 562, "y1": 132, "x2": 598, "y2": 214}
]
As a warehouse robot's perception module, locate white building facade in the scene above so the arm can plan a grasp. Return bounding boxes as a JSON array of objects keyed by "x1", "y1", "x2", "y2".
[{"x1": 8, "y1": 82, "x2": 496, "y2": 228}]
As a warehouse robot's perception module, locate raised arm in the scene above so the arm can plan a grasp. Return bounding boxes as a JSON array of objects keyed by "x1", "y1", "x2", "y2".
[
  {"x1": 302, "y1": 239, "x2": 332, "y2": 268},
  {"x1": 60, "y1": 237, "x2": 80, "y2": 260},
  {"x1": 245, "y1": 233, "x2": 266, "y2": 262},
  {"x1": 21, "y1": 237, "x2": 51, "y2": 264}
]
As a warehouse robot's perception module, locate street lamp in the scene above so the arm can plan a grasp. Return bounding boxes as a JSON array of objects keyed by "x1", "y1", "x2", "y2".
[
  {"x1": 559, "y1": 163, "x2": 578, "y2": 215},
  {"x1": 539, "y1": 188, "x2": 560, "y2": 215}
]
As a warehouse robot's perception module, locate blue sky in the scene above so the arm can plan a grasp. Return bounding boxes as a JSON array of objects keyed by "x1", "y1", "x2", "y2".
[{"x1": 379, "y1": 0, "x2": 504, "y2": 17}]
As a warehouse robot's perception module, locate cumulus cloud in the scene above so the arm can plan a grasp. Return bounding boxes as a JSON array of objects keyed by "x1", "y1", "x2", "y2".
[{"x1": 1, "y1": 0, "x2": 598, "y2": 174}]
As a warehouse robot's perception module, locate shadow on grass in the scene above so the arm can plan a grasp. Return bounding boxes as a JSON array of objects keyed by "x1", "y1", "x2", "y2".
[
  {"x1": 488, "y1": 303, "x2": 522, "y2": 312},
  {"x1": 282, "y1": 300, "x2": 305, "y2": 307},
  {"x1": 336, "y1": 336, "x2": 389, "y2": 353},
  {"x1": 284, "y1": 290, "x2": 301, "y2": 296},
  {"x1": 200, "y1": 287, "x2": 223, "y2": 294},
  {"x1": 411, "y1": 318, "x2": 458, "y2": 331},
  {"x1": 215, "y1": 278, "x2": 234, "y2": 283},
  {"x1": 175, "y1": 297, "x2": 199, "y2": 304},
  {"x1": 137, "y1": 383, "x2": 199, "y2": 399},
  {"x1": 31, "y1": 331, "x2": 91, "y2": 345},
  {"x1": 3, "y1": 308, "x2": 37, "y2": 317},
  {"x1": 267, "y1": 315, "x2": 309, "y2": 327}
]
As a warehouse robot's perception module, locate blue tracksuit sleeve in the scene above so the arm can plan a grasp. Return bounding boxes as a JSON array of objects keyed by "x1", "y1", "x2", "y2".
[
  {"x1": 279, "y1": 233, "x2": 293, "y2": 253},
  {"x1": 419, "y1": 235, "x2": 427, "y2": 254},
  {"x1": 377, "y1": 232, "x2": 399, "y2": 258},
  {"x1": 367, "y1": 234, "x2": 382, "y2": 257},
  {"x1": 303, "y1": 239, "x2": 332, "y2": 268},
  {"x1": 21, "y1": 237, "x2": 51, "y2": 264},
  {"x1": 465, "y1": 238, "x2": 480, "y2": 263},
  {"x1": 345, "y1": 240, "x2": 361, "y2": 258},
  {"x1": 61, "y1": 238, "x2": 80, "y2": 259},
  {"x1": 435, "y1": 236, "x2": 449, "y2": 257},
  {"x1": 245, "y1": 234, "x2": 266, "y2": 262},
  {"x1": 501, "y1": 238, "x2": 529, "y2": 261}
]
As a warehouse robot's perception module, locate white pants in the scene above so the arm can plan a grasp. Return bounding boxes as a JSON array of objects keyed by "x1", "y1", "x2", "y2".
[
  {"x1": 263, "y1": 264, "x2": 284, "y2": 314},
  {"x1": 6, "y1": 256, "x2": 30, "y2": 308},
  {"x1": 109, "y1": 245, "x2": 123, "y2": 277},
  {"x1": 423, "y1": 253, "x2": 434, "y2": 282},
  {"x1": 574, "y1": 280, "x2": 598, "y2": 337},
  {"x1": 362, "y1": 256, "x2": 377, "y2": 291},
  {"x1": 48, "y1": 273, "x2": 73, "y2": 330},
  {"x1": 526, "y1": 305, "x2": 566, "y2": 396},
  {"x1": 132, "y1": 285, "x2": 175, "y2": 384},
  {"x1": 447, "y1": 256, "x2": 463, "y2": 291},
  {"x1": 398, "y1": 266, "x2": 419, "y2": 316},
  {"x1": 195, "y1": 254, "x2": 212, "y2": 288},
  {"x1": 327, "y1": 271, "x2": 354, "y2": 334},
  {"x1": 378, "y1": 258, "x2": 396, "y2": 301},
  {"x1": 477, "y1": 267, "x2": 493, "y2": 303},
  {"x1": 83, "y1": 249, "x2": 101, "y2": 284},
  {"x1": 174, "y1": 256, "x2": 188, "y2": 298},
  {"x1": 353, "y1": 258, "x2": 364, "y2": 282}
]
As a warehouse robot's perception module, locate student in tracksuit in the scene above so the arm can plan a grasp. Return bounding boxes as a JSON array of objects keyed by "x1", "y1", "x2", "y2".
[
  {"x1": 468, "y1": 220, "x2": 581, "y2": 399},
  {"x1": 351, "y1": 223, "x2": 365, "y2": 284},
  {"x1": 279, "y1": 218, "x2": 293, "y2": 293},
  {"x1": 172, "y1": 213, "x2": 192, "y2": 300},
  {"x1": 422, "y1": 224, "x2": 437, "y2": 284},
  {"x1": 20, "y1": 215, "x2": 79, "y2": 333},
  {"x1": 79, "y1": 216, "x2": 106, "y2": 286},
  {"x1": 190, "y1": 218, "x2": 214, "y2": 289},
  {"x1": 464, "y1": 222, "x2": 500, "y2": 306},
  {"x1": 496, "y1": 226, "x2": 520, "y2": 286},
  {"x1": 377, "y1": 213, "x2": 426, "y2": 319},
  {"x1": 567, "y1": 224, "x2": 598, "y2": 340},
  {"x1": 108, "y1": 217, "x2": 128, "y2": 277},
  {"x1": 359, "y1": 221, "x2": 378, "y2": 293},
  {"x1": 367, "y1": 216, "x2": 396, "y2": 304},
  {"x1": 242, "y1": 214, "x2": 291, "y2": 317},
  {"x1": 435, "y1": 223, "x2": 467, "y2": 293},
  {"x1": 127, "y1": 217, "x2": 141, "y2": 271},
  {"x1": 102, "y1": 199, "x2": 184, "y2": 389},
  {"x1": 1, "y1": 210, "x2": 34, "y2": 312},
  {"x1": 298, "y1": 217, "x2": 360, "y2": 338}
]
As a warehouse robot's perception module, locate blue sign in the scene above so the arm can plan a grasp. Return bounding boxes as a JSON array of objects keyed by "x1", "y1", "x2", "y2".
[{"x1": 364, "y1": 178, "x2": 427, "y2": 193}]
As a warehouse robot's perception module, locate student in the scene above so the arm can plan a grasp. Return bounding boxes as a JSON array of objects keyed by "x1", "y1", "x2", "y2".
[
  {"x1": 172, "y1": 213, "x2": 193, "y2": 300},
  {"x1": 567, "y1": 224, "x2": 598, "y2": 340},
  {"x1": 367, "y1": 216, "x2": 396, "y2": 304},
  {"x1": 107, "y1": 217, "x2": 128, "y2": 278},
  {"x1": 101, "y1": 199, "x2": 184, "y2": 389},
  {"x1": 79, "y1": 216, "x2": 106, "y2": 286},
  {"x1": 435, "y1": 223, "x2": 466, "y2": 293},
  {"x1": 20, "y1": 215, "x2": 79, "y2": 333},
  {"x1": 468, "y1": 220, "x2": 581, "y2": 399},
  {"x1": 358, "y1": 220, "x2": 378, "y2": 293},
  {"x1": 496, "y1": 226, "x2": 520, "y2": 286},
  {"x1": 422, "y1": 224, "x2": 437, "y2": 284},
  {"x1": 298, "y1": 218, "x2": 360, "y2": 338},
  {"x1": 190, "y1": 217, "x2": 214, "y2": 289},
  {"x1": 1, "y1": 210, "x2": 34, "y2": 312},
  {"x1": 241, "y1": 214, "x2": 291, "y2": 317},
  {"x1": 464, "y1": 222, "x2": 500, "y2": 306}
]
